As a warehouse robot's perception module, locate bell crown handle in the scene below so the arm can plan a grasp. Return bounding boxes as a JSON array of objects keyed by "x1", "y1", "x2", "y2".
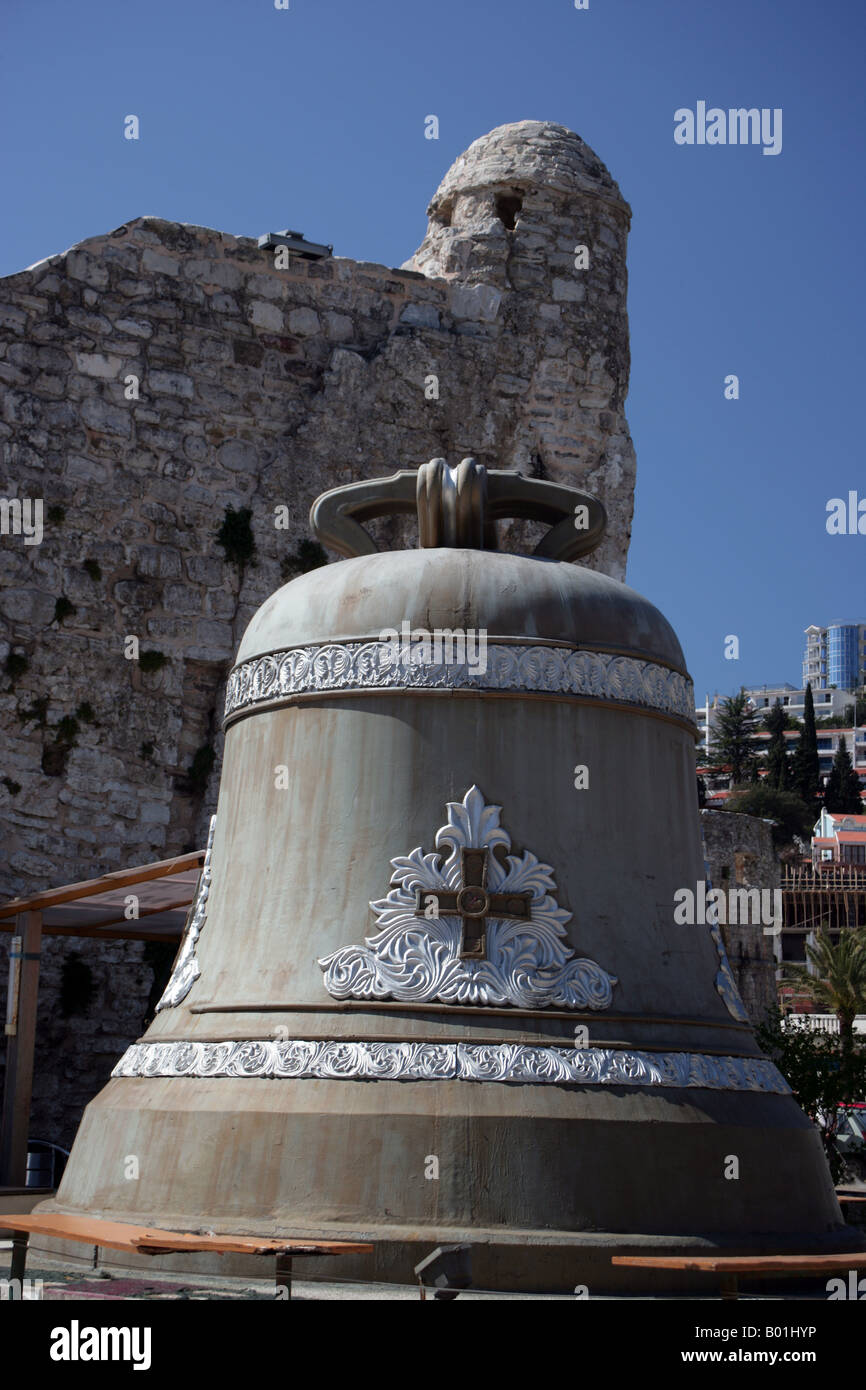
[{"x1": 310, "y1": 457, "x2": 606, "y2": 563}]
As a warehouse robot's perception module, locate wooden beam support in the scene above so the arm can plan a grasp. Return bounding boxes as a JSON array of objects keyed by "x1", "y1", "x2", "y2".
[
  {"x1": 18, "y1": 895, "x2": 193, "y2": 942},
  {"x1": 0, "y1": 851, "x2": 204, "y2": 921},
  {"x1": 0, "y1": 910, "x2": 43, "y2": 1186},
  {"x1": 26, "y1": 922, "x2": 184, "y2": 944}
]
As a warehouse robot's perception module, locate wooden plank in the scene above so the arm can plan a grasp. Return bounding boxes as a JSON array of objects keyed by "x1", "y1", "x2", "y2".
[
  {"x1": 136, "y1": 1236, "x2": 371, "y2": 1256},
  {"x1": 33, "y1": 895, "x2": 194, "y2": 942},
  {"x1": 612, "y1": 1252, "x2": 866, "y2": 1273},
  {"x1": 29, "y1": 922, "x2": 185, "y2": 944},
  {"x1": 48, "y1": 896, "x2": 194, "y2": 934},
  {"x1": 0, "y1": 1212, "x2": 175, "y2": 1253},
  {"x1": 133, "y1": 1229, "x2": 371, "y2": 1255},
  {"x1": 0, "y1": 911, "x2": 43, "y2": 1186},
  {"x1": 0, "y1": 1212, "x2": 372, "y2": 1257},
  {"x1": 0, "y1": 852, "x2": 204, "y2": 920}
]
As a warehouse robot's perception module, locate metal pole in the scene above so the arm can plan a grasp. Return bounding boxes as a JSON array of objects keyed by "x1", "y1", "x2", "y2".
[{"x1": 0, "y1": 910, "x2": 43, "y2": 1187}]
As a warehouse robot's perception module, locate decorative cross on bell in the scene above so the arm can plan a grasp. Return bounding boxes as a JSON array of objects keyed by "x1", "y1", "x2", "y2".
[{"x1": 414, "y1": 848, "x2": 532, "y2": 958}]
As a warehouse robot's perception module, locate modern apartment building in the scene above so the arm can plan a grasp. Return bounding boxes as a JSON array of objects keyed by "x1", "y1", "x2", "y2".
[
  {"x1": 695, "y1": 684, "x2": 854, "y2": 751},
  {"x1": 742, "y1": 683, "x2": 850, "y2": 718},
  {"x1": 696, "y1": 722, "x2": 866, "y2": 805},
  {"x1": 802, "y1": 622, "x2": 866, "y2": 691}
]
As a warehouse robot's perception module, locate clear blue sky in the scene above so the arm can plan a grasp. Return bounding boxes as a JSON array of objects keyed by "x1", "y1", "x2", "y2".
[{"x1": 2, "y1": 0, "x2": 864, "y2": 701}]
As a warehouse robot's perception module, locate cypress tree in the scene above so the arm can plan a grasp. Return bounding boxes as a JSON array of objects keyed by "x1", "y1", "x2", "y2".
[
  {"x1": 791, "y1": 682, "x2": 821, "y2": 806},
  {"x1": 765, "y1": 699, "x2": 790, "y2": 790},
  {"x1": 824, "y1": 736, "x2": 864, "y2": 814}
]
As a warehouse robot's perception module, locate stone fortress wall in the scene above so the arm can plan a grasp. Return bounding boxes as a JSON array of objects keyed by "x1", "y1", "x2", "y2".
[
  {"x1": 0, "y1": 120, "x2": 640, "y2": 1146},
  {"x1": 702, "y1": 808, "x2": 779, "y2": 1027},
  {"x1": 0, "y1": 121, "x2": 636, "y2": 902}
]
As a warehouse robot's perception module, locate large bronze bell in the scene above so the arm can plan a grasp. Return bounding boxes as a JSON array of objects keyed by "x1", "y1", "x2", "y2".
[{"x1": 44, "y1": 459, "x2": 855, "y2": 1292}]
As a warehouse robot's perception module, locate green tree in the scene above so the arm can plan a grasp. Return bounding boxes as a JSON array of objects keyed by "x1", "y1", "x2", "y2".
[
  {"x1": 823, "y1": 735, "x2": 863, "y2": 814},
  {"x1": 790, "y1": 682, "x2": 821, "y2": 807},
  {"x1": 782, "y1": 928, "x2": 866, "y2": 1051},
  {"x1": 764, "y1": 699, "x2": 790, "y2": 790},
  {"x1": 756, "y1": 1008, "x2": 866, "y2": 1183},
  {"x1": 722, "y1": 783, "x2": 813, "y2": 848},
  {"x1": 710, "y1": 689, "x2": 758, "y2": 786}
]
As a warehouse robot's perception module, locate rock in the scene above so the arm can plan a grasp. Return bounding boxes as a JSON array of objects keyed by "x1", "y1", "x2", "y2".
[
  {"x1": 248, "y1": 300, "x2": 283, "y2": 331},
  {"x1": 114, "y1": 317, "x2": 153, "y2": 338},
  {"x1": 142, "y1": 249, "x2": 181, "y2": 277},
  {"x1": 66, "y1": 251, "x2": 110, "y2": 290},
  {"x1": 74, "y1": 352, "x2": 124, "y2": 378},
  {"x1": 552, "y1": 277, "x2": 585, "y2": 302},
  {"x1": 450, "y1": 284, "x2": 502, "y2": 322},
  {"x1": 135, "y1": 545, "x2": 183, "y2": 579},
  {"x1": 287, "y1": 307, "x2": 320, "y2": 336},
  {"x1": 0, "y1": 587, "x2": 58, "y2": 624},
  {"x1": 218, "y1": 439, "x2": 258, "y2": 473},
  {"x1": 325, "y1": 312, "x2": 353, "y2": 339},
  {"x1": 149, "y1": 370, "x2": 194, "y2": 398},
  {"x1": 399, "y1": 302, "x2": 441, "y2": 329},
  {"x1": 80, "y1": 397, "x2": 132, "y2": 437}
]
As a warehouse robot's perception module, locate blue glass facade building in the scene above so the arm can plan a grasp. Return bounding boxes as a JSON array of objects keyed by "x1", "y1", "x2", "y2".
[{"x1": 827, "y1": 624, "x2": 860, "y2": 690}]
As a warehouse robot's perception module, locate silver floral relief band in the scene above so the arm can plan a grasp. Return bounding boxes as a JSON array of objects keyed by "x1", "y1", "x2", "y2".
[
  {"x1": 111, "y1": 1040, "x2": 789, "y2": 1094},
  {"x1": 155, "y1": 814, "x2": 216, "y2": 1012},
  {"x1": 224, "y1": 642, "x2": 695, "y2": 725}
]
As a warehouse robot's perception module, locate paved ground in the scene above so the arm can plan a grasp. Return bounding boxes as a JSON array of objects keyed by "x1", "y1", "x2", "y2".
[
  {"x1": 1, "y1": 1252, "x2": 565, "y2": 1300},
  {"x1": 1, "y1": 1245, "x2": 847, "y2": 1300}
]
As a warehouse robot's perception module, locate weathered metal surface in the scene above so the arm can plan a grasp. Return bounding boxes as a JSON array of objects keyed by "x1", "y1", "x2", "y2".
[{"x1": 233, "y1": 547, "x2": 689, "y2": 671}]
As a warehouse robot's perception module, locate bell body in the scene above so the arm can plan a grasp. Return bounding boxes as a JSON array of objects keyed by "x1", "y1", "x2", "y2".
[{"x1": 47, "y1": 541, "x2": 854, "y2": 1291}]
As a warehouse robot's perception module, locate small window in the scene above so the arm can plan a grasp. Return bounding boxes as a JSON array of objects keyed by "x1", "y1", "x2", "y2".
[{"x1": 495, "y1": 193, "x2": 523, "y2": 230}]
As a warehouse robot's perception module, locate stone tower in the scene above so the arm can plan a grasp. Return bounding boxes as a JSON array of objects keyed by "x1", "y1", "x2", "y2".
[
  {"x1": 0, "y1": 120, "x2": 636, "y2": 905},
  {"x1": 405, "y1": 119, "x2": 635, "y2": 574}
]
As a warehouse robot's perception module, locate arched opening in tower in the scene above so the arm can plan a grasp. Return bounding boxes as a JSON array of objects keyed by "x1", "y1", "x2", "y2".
[{"x1": 494, "y1": 192, "x2": 523, "y2": 230}]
